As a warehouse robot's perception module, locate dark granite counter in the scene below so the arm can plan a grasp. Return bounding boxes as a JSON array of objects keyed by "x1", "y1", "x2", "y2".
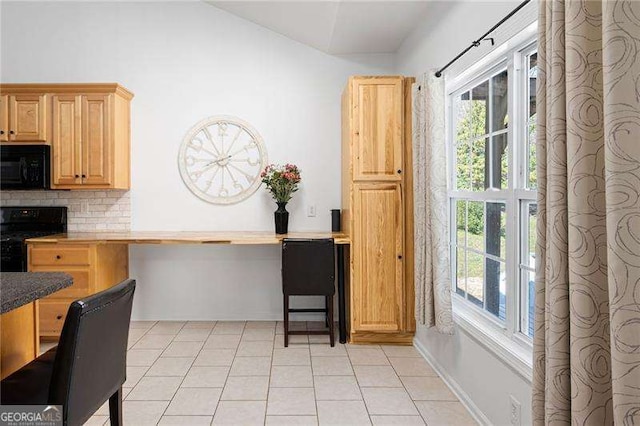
[{"x1": 1, "y1": 272, "x2": 73, "y2": 314}]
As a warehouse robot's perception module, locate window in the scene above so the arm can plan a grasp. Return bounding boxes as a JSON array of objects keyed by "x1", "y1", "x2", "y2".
[{"x1": 448, "y1": 38, "x2": 538, "y2": 359}]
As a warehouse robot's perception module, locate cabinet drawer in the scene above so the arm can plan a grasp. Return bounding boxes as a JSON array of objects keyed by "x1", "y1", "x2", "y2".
[
  {"x1": 39, "y1": 300, "x2": 71, "y2": 335},
  {"x1": 30, "y1": 246, "x2": 90, "y2": 266},
  {"x1": 30, "y1": 268, "x2": 93, "y2": 299}
]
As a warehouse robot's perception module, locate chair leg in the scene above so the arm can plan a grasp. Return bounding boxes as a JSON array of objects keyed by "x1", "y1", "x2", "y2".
[
  {"x1": 283, "y1": 294, "x2": 289, "y2": 348},
  {"x1": 328, "y1": 295, "x2": 335, "y2": 347},
  {"x1": 325, "y1": 296, "x2": 330, "y2": 328},
  {"x1": 109, "y1": 387, "x2": 123, "y2": 426}
]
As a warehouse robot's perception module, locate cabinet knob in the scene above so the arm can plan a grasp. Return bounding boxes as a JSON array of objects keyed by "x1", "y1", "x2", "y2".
[
  {"x1": 82, "y1": 174, "x2": 86, "y2": 178},
  {"x1": 56, "y1": 255, "x2": 61, "y2": 259},
  {"x1": 9, "y1": 130, "x2": 15, "y2": 135},
  {"x1": 75, "y1": 175, "x2": 80, "y2": 178},
  {"x1": 0, "y1": 130, "x2": 4, "y2": 135},
  {"x1": 56, "y1": 315, "x2": 63, "y2": 320},
  {"x1": 397, "y1": 169, "x2": 402, "y2": 174},
  {"x1": 398, "y1": 255, "x2": 403, "y2": 259}
]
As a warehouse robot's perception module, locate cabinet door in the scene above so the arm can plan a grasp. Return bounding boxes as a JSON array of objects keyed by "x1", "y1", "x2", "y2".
[
  {"x1": 352, "y1": 182, "x2": 404, "y2": 332},
  {"x1": 8, "y1": 94, "x2": 47, "y2": 142},
  {"x1": 51, "y1": 95, "x2": 82, "y2": 186},
  {"x1": 352, "y1": 78, "x2": 403, "y2": 181},
  {"x1": 0, "y1": 95, "x2": 8, "y2": 142},
  {"x1": 82, "y1": 95, "x2": 112, "y2": 185}
]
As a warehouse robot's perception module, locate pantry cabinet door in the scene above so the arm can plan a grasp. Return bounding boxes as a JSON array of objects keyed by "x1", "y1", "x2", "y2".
[
  {"x1": 352, "y1": 78, "x2": 403, "y2": 181},
  {"x1": 351, "y1": 182, "x2": 404, "y2": 332}
]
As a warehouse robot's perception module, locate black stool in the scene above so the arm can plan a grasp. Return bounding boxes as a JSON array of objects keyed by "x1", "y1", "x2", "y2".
[
  {"x1": 1, "y1": 279, "x2": 136, "y2": 426},
  {"x1": 282, "y1": 238, "x2": 335, "y2": 347}
]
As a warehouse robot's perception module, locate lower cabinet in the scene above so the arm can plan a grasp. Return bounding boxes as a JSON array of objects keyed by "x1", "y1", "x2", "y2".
[
  {"x1": 28, "y1": 243, "x2": 129, "y2": 338},
  {"x1": 352, "y1": 183, "x2": 404, "y2": 333}
]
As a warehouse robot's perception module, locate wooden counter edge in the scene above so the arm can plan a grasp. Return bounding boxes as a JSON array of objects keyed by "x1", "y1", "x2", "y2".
[{"x1": 26, "y1": 232, "x2": 351, "y2": 245}]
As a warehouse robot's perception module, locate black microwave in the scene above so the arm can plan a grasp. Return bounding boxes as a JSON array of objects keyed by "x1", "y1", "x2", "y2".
[{"x1": 1, "y1": 145, "x2": 51, "y2": 190}]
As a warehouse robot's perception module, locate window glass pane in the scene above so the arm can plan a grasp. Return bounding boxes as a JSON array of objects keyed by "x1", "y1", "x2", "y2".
[
  {"x1": 467, "y1": 201, "x2": 484, "y2": 252},
  {"x1": 456, "y1": 247, "x2": 467, "y2": 298},
  {"x1": 486, "y1": 258, "x2": 506, "y2": 320},
  {"x1": 467, "y1": 251, "x2": 484, "y2": 307},
  {"x1": 456, "y1": 141, "x2": 471, "y2": 190},
  {"x1": 455, "y1": 200, "x2": 466, "y2": 247},
  {"x1": 471, "y1": 138, "x2": 487, "y2": 191},
  {"x1": 455, "y1": 91, "x2": 472, "y2": 142},
  {"x1": 520, "y1": 268, "x2": 535, "y2": 338},
  {"x1": 527, "y1": 52, "x2": 538, "y2": 189},
  {"x1": 491, "y1": 133, "x2": 508, "y2": 189},
  {"x1": 486, "y1": 202, "x2": 506, "y2": 259},
  {"x1": 491, "y1": 70, "x2": 509, "y2": 132},
  {"x1": 471, "y1": 81, "x2": 489, "y2": 138},
  {"x1": 527, "y1": 202, "x2": 537, "y2": 268}
]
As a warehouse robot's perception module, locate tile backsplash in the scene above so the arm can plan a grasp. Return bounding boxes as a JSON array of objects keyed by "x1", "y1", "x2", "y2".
[{"x1": 1, "y1": 190, "x2": 130, "y2": 232}]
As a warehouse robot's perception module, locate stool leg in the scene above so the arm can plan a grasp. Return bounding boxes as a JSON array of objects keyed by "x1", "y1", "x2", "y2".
[
  {"x1": 328, "y1": 296, "x2": 335, "y2": 347},
  {"x1": 109, "y1": 386, "x2": 123, "y2": 426},
  {"x1": 283, "y1": 294, "x2": 289, "y2": 348},
  {"x1": 325, "y1": 296, "x2": 330, "y2": 328}
]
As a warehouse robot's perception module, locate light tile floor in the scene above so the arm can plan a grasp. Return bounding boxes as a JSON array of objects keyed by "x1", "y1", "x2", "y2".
[{"x1": 71, "y1": 321, "x2": 477, "y2": 425}]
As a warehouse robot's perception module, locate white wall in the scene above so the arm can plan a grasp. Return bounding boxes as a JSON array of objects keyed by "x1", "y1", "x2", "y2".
[
  {"x1": 395, "y1": 2, "x2": 538, "y2": 425},
  {"x1": 0, "y1": 1, "x2": 394, "y2": 320}
]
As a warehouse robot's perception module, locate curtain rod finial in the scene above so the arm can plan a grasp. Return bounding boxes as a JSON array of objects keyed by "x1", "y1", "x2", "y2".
[{"x1": 435, "y1": 71, "x2": 442, "y2": 78}]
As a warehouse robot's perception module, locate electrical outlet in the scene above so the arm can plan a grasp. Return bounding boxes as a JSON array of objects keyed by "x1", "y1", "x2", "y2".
[
  {"x1": 509, "y1": 395, "x2": 521, "y2": 426},
  {"x1": 307, "y1": 205, "x2": 316, "y2": 217}
]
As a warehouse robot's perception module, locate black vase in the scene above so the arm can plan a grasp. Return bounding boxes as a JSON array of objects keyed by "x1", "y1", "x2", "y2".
[{"x1": 274, "y1": 202, "x2": 289, "y2": 234}]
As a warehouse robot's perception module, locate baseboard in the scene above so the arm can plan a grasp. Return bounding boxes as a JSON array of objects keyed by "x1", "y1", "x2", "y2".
[
  {"x1": 130, "y1": 313, "x2": 328, "y2": 322},
  {"x1": 413, "y1": 337, "x2": 492, "y2": 426},
  {"x1": 350, "y1": 331, "x2": 414, "y2": 345}
]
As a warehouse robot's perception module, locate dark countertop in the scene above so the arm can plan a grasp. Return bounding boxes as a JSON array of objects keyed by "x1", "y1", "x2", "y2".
[{"x1": 1, "y1": 272, "x2": 73, "y2": 314}]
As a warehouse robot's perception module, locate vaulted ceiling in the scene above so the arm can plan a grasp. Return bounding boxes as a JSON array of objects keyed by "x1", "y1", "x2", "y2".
[{"x1": 207, "y1": 1, "x2": 456, "y2": 54}]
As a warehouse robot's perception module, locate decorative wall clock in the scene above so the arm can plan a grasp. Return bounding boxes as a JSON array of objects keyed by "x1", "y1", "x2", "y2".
[{"x1": 178, "y1": 116, "x2": 268, "y2": 204}]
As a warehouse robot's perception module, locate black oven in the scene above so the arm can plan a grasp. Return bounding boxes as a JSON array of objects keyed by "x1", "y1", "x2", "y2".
[{"x1": 0, "y1": 145, "x2": 50, "y2": 190}]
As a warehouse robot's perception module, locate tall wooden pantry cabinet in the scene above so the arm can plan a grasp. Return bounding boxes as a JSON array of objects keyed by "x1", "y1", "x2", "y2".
[{"x1": 342, "y1": 76, "x2": 415, "y2": 344}]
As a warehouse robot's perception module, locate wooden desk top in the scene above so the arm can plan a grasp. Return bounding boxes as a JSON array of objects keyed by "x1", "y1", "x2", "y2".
[{"x1": 26, "y1": 231, "x2": 350, "y2": 245}]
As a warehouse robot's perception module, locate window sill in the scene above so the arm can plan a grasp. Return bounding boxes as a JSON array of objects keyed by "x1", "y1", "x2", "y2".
[{"x1": 452, "y1": 298, "x2": 533, "y2": 383}]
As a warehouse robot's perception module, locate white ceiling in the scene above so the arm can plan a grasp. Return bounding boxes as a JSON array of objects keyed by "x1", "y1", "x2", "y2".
[{"x1": 207, "y1": 1, "x2": 455, "y2": 54}]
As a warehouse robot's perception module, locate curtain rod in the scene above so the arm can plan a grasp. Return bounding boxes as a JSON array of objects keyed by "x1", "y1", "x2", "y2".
[{"x1": 434, "y1": 0, "x2": 531, "y2": 78}]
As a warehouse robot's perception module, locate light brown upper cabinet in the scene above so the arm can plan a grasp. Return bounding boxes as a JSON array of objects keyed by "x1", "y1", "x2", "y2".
[
  {"x1": 1, "y1": 83, "x2": 134, "y2": 189},
  {"x1": 0, "y1": 94, "x2": 48, "y2": 142},
  {"x1": 0, "y1": 95, "x2": 7, "y2": 143},
  {"x1": 352, "y1": 77, "x2": 403, "y2": 182},
  {"x1": 342, "y1": 76, "x2": 415, "y2": 345},
  {"x1": 51, "y1": 95, "x2": 81, "y2": 186},
  {"x1": 52, "y1": 93, "x2": 115, "y2": 187},
  {"x1": 51, "y1": 86, "x2": 132, "y2": 189}
]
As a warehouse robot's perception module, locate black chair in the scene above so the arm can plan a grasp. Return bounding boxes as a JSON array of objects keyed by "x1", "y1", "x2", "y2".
[
  {"x1": 1, "y1": 279, "x2": 136, "y2": 426},
  {"x1": 282, "y1": 238, "x2": 335, "y2": 347}
]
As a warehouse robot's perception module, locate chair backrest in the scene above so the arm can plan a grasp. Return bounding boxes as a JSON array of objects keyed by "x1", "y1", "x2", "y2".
[
  {"x1": 282, "y1": 238, "x2": 335, "y2": 295},
  {"x1": 48, "y1": 279, "x2": 136, "y2": 425}
]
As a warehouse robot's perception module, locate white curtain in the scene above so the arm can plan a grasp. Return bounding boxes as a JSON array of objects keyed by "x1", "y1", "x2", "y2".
[{"x1": 412, "y1": 73, "x2": 454, "y2": 334}]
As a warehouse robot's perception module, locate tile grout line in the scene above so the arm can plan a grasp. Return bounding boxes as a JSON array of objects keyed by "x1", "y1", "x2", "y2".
[
  {"x1": 154, "y1": 321, "x2": 194, "y2": 424},
  {"x1": 386, "y1": 349, "x2": 429, "y2": 424},
  {"x1": 346, "y1": 346, "x2": 374, "y2": 425},
  {"x1": 209, "y1": 321, "x2": 244, "y2": 425},
  {"x1": 263, "y1": 328, "x2": 276, "y2": 426}
]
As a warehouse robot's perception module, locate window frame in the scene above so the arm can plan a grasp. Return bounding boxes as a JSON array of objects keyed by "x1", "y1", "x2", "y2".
[{"x1": 445, "y1": 26, "x2": 537, "y2": 381}]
